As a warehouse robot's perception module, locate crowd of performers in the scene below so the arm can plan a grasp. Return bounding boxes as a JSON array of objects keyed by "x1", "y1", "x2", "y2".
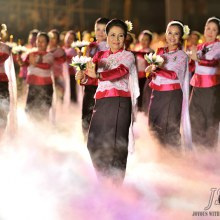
[{"x1": 0, "y1": 16, "x2": 219, "y2": 185}]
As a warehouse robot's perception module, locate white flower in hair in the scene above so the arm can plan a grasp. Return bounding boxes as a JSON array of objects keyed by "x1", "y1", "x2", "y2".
[
  {"x1": 125, "y1": 20, "x2": 133, "y2": 32},
  {"x1": 48, "y1": 32, "x2": 55, "y2": 38},
  {"x1": 1, "y1": 24, "x2": 7, "y2": 31},
  {"x1": 183, "y1": 25, "x2": 190, "y2": 36}
]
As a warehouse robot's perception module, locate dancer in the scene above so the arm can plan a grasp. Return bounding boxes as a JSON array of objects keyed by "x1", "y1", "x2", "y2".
[
  {"x1": 134, "y1": 30, "x2": 154, "y2": 112},
  {"x1": 63, "y1": 30, "x2": 78, "y2": 103},
  {"x1": 17, "y1": 29, "x2": 39, "y2": 97},
  {"x1": 187, "y1": 30, "x2": 201, "y2": 90},
  {"x1": 146, "y1": 20, "x2": 192, "y2": 149},
  {"x1": 124, "y1": 32, "x2": 135, "y2": 50},
  {"x1": 189, "y1": 16, "x2": 220, "y2": 148},
  {"x1": 48, "y1": 29, "x2": 66, "y2": 101},
  {"x1": 25, "y1": 32, "x2": 54, "y2": 120},
  {"x1": 76, "y1": 19, "x2": 139, "y2": 185},
  {"x1": 0, "y1": 24, "x2": 17, "y2": 138},
  {"x1": 81, "y1": 17, "x2": 109, "y2": 138}
]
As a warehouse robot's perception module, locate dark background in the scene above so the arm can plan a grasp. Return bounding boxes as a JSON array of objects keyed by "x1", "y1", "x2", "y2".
[{"x1": 0, "y1": 0, "x2": 219, "y2": 42}]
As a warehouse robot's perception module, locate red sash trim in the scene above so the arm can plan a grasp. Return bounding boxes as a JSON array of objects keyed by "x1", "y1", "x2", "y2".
[
  {"x1": 95, "y1": 89, "x2": 131, "y2": 99},
  {"x1": 138, "y1": 71, "x2": 146, "y2": 78},
  {"x1": 190, "y1": 73, "x2": 220, "y2": 88},
  {"x1": 150, "y1": 82, "x2": 181, "y2": 91},
  {"x1": 27, "y1": 75, "x2": 52, "y2": 85}
]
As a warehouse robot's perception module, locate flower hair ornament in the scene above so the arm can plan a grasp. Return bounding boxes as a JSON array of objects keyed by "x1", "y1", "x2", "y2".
[
  {"x1": 125, "y1": 20, "x2": 133, "y2": 32},
  {"x1": 48, "y1": 32, "x2": 55, "y2": 39},
  {"x1": 1, "y1": 24, "x2": 7, "y2": 37},
  {"x1": 166, "y1": 21, "x2": 190, "y2": 38}
]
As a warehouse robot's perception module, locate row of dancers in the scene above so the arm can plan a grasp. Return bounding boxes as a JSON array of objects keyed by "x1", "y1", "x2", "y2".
[{"x1": 0, "y1": 16, "x2": 219, "y2": 185}]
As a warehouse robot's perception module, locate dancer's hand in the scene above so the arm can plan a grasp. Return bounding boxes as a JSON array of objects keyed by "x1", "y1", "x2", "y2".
[
  {"x1": 189, "y1": 45, "x2": 198, "y2": 61},
  {"x1": 75, "y1": 70, "x2": 85, "y2": 80},
  {"x1": 86, "y1": 61, "x2": 96, "y2": 78},
  {"x1": 29, "y1": 54, "x2": 37, "y2": 66},
  {"x1": 145, "y1": 64, "x2": 156, "y2": 73},
  {"x1": 145, "y1": 64, "x2": 157, "y2": 78}
]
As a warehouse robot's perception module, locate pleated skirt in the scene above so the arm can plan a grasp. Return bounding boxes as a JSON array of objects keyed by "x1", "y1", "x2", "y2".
[
  {"x1": 190, "y1": 84, "x2": 220, "y2": 148},
  {"x1": 87, "y1": 96, "x2": 131, "y2": 183},
  {"x1": 148, "y1": 89, "x2": 183, "y2": 147}
]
